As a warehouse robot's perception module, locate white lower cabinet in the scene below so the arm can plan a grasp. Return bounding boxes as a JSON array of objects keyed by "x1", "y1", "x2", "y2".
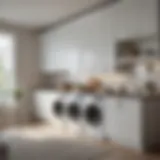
[{"x1": 106, "y1": 96, "x2": 160, "y2": 152}]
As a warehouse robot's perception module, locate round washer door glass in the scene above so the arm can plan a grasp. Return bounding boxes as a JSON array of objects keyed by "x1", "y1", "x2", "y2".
[
  {"x1": 53, "y1": 101, "x2": 64, "y2": 116},
  {"x1": 68, "y1": 102, "x2": 81, "y2": 120},
  {"x1": 85, "y1": 104, "x2": 102, "y2": 126}
]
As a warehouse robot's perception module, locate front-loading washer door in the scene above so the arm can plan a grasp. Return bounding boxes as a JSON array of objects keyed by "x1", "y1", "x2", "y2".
[
  {"x1": 53, "y1": 100, "x2": 64, "y2": 117},
  {"x1": 67, "y1": 102, "x2": 81, "y2": 120},
  {"x1": 85, "y1": 104, "x2": 102, "y2": 126}
]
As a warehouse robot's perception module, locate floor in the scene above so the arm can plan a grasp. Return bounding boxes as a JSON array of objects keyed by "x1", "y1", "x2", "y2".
[
  {"x1": 0, "y1": 125, "x2": 159, "y2": 160},
  {"x1": 99, "y1": 143, "x2": 160, "y2": 160}
]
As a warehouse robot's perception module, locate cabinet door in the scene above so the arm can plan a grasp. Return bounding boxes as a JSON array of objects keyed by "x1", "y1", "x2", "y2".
[
  {"x1": 40, "y1": 34, "x2": 79, "y2": 73},
  {"x1": 106, "y1": 97, "x2": 142, "y2": 150},
  {"x1": 40, "y1": 33, "x2": 57, "y2": 72},
  {"x1": 117, "y1": 98, "x2": 142, "y2": 150},
  {"x1": 58, "y1": 51, "x2": 79, "y2": 74},
  {"x1": 79, "y1": 52, "x2": 97, "y2": 75}
]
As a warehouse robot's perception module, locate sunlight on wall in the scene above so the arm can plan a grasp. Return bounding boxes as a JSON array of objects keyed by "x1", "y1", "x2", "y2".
[{"x1": 0, "y1": 32, "x2": 16, "y2": 105}]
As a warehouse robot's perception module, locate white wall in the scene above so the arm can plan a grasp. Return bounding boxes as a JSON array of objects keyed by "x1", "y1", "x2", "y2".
[
  {"x1": 40, "y1": 0, "x2": 158, "y2": 78},
  {"x1": 0, "y1": 22, "x2": 40, "y2": 126}
]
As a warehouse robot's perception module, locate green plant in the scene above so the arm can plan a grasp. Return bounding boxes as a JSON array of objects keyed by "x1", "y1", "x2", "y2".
[{"x1": 14, "y1": 89, "x2": 24, "y2": 101}]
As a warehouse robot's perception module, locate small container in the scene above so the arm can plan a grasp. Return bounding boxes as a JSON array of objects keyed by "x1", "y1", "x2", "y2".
[{"x1": 145, "y1": 81, "x2": 158, "y2": 95}]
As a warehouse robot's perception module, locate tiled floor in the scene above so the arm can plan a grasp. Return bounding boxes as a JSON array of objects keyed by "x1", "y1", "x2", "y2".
[
  {"x1": 98, "y1": 142, "x2": 160, "y2": 160},
  {"x1": 0, "y1": 142, "x2": 159, "y2": 160},
  {"x1": 0, "y1": 125, "x2": 159, "y2": 160},
  {"x1": 104, "y1": 152, "x2": 160, "y2": 160}
]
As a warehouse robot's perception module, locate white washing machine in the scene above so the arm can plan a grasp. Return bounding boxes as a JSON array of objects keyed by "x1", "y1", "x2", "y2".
[
  {"x1": 34, "y1": 90, "x2": 66, "y2": 131},
  {"x1": 82, "y1": 93, "x2": 108, "y2": 140},
  {"x1": 63, "y1": 91, "x2": 85, "y2": 136}
]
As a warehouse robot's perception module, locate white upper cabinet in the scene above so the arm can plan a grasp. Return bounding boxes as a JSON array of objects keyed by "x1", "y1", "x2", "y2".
[
  {"x1": 40, "y1": 32, "x2": 79, "y2": 74},
  {"x1": 39, "y1": 0, "x2": 157, "y2": 76}
]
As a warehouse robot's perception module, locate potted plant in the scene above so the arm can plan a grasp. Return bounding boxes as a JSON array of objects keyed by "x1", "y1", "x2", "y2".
[{"x1": 14, "y1": 89, "x2": 24, "y2": 102}]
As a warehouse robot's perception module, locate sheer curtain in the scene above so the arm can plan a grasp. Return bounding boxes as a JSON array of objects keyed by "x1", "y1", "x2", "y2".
[{"x1": 0, "y1": 33, "x2": 16, "y2": 106}]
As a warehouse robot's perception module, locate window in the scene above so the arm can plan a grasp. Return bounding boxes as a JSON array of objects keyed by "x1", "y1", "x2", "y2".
[{"x1": 0, "y1": 33, "x2": 16, "y2": 105}]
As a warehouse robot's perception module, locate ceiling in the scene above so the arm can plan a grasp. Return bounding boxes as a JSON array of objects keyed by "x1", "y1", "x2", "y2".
[{"x1": 0, "y1": 0, "x2": 106, "y2": 30}]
